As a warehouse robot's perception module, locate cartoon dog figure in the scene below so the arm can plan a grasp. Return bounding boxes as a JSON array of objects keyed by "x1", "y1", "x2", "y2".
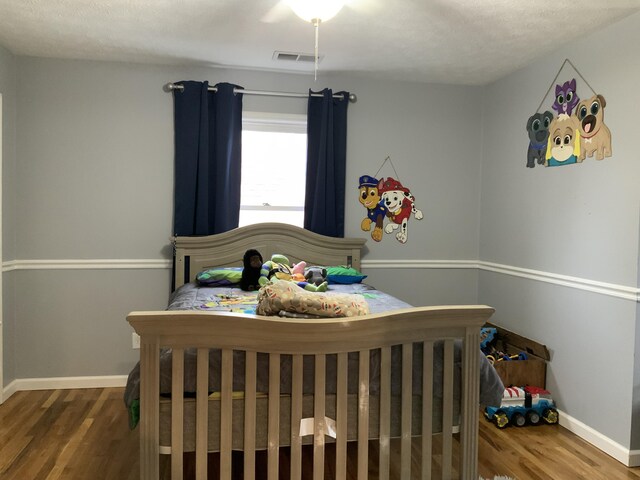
[
  {"x1": 377, "y1": 177, "x2": 423, "y2": 244},
  {"x1": 545, "y1": 114, "x2": 581, "y2": 167},
  {"x1": 575, "y1": 94, "x2": 612, "y2": 161},
  {"x1": 552, "y1": 79, "x2": 579, "y2": 116},
  {"x1": 526, "y1": 111, "x2": 553, "y2": 168},
  {"x1": 358, "y1": 175, "x2": 386, "y2": 242}
]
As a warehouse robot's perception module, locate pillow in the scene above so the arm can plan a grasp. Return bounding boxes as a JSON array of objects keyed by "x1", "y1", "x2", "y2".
[
  {"x1": 325, "y1": 266, "x2": 367, "y2": 284},
  {"x1": 195, "y1": 267, "x2": 242, "y2": 286}
]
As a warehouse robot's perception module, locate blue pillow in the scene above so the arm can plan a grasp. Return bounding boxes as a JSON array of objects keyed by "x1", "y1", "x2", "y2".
[{"x1": 196, "y1": 267, "x2": 242, "y2": 286}]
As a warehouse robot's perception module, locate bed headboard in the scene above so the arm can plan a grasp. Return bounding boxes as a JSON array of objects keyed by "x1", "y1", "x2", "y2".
[{"x1": 173, "y1": 223, "x2": 367, "y2": 289}]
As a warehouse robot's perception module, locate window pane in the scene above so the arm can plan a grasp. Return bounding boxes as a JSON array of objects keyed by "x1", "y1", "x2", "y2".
[
  {"x1": 239, "y1": 209, "x2": 304, "y2": 228},
  {"x1": 240, "y1": 128, "x2": 307, "y2": 227}
]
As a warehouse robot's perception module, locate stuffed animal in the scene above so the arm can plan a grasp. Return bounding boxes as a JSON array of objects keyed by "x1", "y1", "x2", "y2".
[
  {"x1": 305, "y1": 267, "x2": 327, "y2": 286},
  {"x1": 240, "y1": 249, "x2": 263, "y2": 291},
  {"x1": 291, "y1": 261, "x2": 307, "y2": 282},
  {"x1": 259, "y1": 254, "x2": 328, "y2": 292}
]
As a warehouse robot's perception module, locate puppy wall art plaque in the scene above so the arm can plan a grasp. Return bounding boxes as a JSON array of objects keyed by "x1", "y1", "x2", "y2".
[
  {"x1": 358, "y1": 174, "x2": 423, "y2": 244},
  {"x1": 526, "y1": 59, "x2": 613, "y2": 168},
  {"x1": 576, "y1": 94, "x2": 612, "y2": 161}
]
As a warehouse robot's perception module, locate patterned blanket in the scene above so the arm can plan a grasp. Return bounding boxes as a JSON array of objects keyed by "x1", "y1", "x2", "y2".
[{"x1": 256, "y1": 279, "x2": 370, "y2": 317}]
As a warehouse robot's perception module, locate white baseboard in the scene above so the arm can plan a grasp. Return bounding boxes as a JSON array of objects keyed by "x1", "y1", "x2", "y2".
[
  {"x1": 2, "y1": 375, "x2": 128, "y2": 403},
  {"x1": 558, "y1": 408, "x2": 637, "y2": 467},
  {"x1": 2, "y1": 379, "x2": 18, "y2": 403}
]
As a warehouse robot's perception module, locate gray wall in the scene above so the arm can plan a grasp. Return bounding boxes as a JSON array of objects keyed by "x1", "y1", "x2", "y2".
[
  {"x1": 0, "y1": 44, "x2": 17, "y2": 387},
  {"x1": 478, "y1": 12, "x2": 640, "y2": 449},
  {"x1": 7, "y1": 57, "x2": 483, "y2": 380}
]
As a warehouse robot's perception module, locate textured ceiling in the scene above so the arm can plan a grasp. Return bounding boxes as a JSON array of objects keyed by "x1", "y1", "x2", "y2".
[{"x1": 1, "y1": 0, "x2": 639, "y2": 85}]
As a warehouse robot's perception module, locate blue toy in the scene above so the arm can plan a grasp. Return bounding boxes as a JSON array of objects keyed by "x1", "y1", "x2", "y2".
[
  {"x1": 485, "y1": 386, "x2": 559, "y2": 429},
  {"x1": 480, "y1": 327, "x2": 497, "y2": 354}
]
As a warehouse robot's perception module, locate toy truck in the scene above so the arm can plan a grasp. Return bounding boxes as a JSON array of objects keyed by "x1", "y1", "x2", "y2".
[{"x1": 485, "y1": 386, "x2": 559, "y2": 428}]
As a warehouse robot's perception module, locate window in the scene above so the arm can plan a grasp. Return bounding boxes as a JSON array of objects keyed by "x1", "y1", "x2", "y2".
[{"x1": 239, "y1": 112, "x2": 307, "y2": 227}]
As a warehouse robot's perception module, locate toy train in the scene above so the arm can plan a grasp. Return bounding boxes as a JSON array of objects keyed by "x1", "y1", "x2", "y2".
[{"x1": 485, "y1": 386, "x2": 559, "y2": 428}]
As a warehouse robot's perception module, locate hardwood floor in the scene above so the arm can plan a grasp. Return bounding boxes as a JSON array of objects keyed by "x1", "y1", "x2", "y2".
[
  {"x1": 0, "y1": 388, "x2": 138, "y2": 480},
  {"x1": 1, "y1": 387, "x2": 640, "y2": 479}
]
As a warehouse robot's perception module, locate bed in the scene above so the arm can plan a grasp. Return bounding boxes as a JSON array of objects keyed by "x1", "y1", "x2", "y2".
[{"x1": 126, "y1": 222, "x2": 502, "y2": 479}]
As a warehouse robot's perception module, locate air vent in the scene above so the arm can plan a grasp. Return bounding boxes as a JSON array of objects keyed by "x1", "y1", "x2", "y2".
[{"x1": 273, "y1": 51, "x2": 323, "y2": 63}]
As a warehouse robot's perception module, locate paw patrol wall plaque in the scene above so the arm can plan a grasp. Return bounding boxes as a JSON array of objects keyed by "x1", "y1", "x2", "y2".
[
  {"x1": 526, "y1": 59, "x2": 612, "y2": 168},
  {"x1": 358, "y1": 157, "x2": 423, "y2": 244}
]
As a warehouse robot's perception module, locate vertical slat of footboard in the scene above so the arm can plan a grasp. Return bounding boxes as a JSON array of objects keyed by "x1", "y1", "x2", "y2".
[
  {"x1": 442, "y1": 340, "x2": 454, "y2": 480},
  {"x1": 379, "y1": 347, "x2": 391, "y2": 480},
  {"x1": 421, "y1": 341, "x2": 434, "y2": 480},
  {"x1": 401, "y1": 343, "x2": 413, "y2": 479},
  {"x1": 140, "y1": 336, "x2": 160, "y2": 480},
  {"x1": 244, "y1": 351, "x2": 257, "y2": 480},
  {"x1": 357, "y1": 350, "x2": 370, "y2": 480},
  {"x1": 220, "y1": 349, "x2": 233, "y2": 480},
  {"x1": 460, "y1": 328, "x2": 480, "y2": 480},
  {"x1": 171, "y1": 348, "x2": 185, "y2": 480},
  {"x1": 336, "y1": 352, "x2": 348, "y2": 480},
  {"x1": 290, "y1": 355, "x2": 303, "y2": 480},
  {"x1": 196, "y1": 348, "x2": 209, "y2": 480},
  {"x1": 313, "y1": 354, "x2": 326, "y2": 480},
  {"x1": 268, "y1": 353, "x2": 280, "y2": 480}
]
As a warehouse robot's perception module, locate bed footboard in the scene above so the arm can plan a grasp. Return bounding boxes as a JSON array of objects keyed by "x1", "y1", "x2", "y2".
[{"x1": 129, "y1": 305, "x2": 493, "y2": 479}]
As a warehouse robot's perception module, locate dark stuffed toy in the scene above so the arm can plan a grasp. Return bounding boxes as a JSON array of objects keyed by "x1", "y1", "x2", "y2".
[
  {"x1": 240, "y1": 249, "x2": 263, "y2": 291},
  {"x1": 305, "y1": 267, "x2": 327, "y2": 286}
]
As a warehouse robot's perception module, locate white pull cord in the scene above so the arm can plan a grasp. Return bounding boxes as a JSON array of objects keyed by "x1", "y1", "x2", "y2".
[{"x1": 312, "y1": 18, "x2": 320, "y2": 81}]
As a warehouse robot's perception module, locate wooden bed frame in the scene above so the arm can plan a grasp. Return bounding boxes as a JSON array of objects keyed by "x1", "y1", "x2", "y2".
[{"x1": 128, "y1": 223, "x2": 494, "y2": 479}]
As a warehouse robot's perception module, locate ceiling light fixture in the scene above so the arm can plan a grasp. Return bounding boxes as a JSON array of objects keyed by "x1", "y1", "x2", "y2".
[{"x1": 287, "y1": 0, "x2": 346, "y2": 80}]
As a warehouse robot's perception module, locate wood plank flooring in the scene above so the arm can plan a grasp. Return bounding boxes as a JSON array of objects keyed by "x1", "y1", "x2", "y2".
[
  {"x1": 0, "y1": 388, "x2": 138, "y2": 480},
  {"x1": 1, "y1": 387, "x2": 640, "y2": 479}
]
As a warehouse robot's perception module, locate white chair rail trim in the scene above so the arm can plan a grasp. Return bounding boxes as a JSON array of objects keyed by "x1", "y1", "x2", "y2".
[
  {"x1": 2, "y1": 259, "x2": 638, "y2": 301},
  {"x1": 363, "y1": 260, "x2": 639, "y2": 302},
  {"x1": 2, "y1": 259, "x2": 171, "y2": 271},
  {"x1": 478, "y1": 261, "x2": 639, "y2": 302}
]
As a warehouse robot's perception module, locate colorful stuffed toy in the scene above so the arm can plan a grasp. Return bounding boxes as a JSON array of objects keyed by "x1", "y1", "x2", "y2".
[
  {"x1": 291, "y1": 260, "x2": 307, "y2": 282},
  {"x1": 259, "y1": 254, "x2": 328, "y2": 292}
]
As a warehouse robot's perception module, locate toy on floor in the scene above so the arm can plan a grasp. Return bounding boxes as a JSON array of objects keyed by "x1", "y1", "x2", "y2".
[{"x1": 485, "y1": 386, "x2": 559, "y2": 429}]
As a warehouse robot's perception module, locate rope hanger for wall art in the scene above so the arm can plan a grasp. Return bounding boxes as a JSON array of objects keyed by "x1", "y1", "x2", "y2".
[
  {"x1": 357, "y1": 155, "x2": 423, "y2": 245},
  {"x1": 374, "y1": 155, "x2": 401, "y2": 181},
  {"x1": 525, "y1": 58, "x2": 612, "y2": 169},
  {"x1": 534, "y1": 59, "x2": 598, "y2": 114}
]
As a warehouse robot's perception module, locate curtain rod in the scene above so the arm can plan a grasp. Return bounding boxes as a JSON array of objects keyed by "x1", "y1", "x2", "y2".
[{"x1": 164, "y1": 83, "x2": 357, "y2": 103}]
